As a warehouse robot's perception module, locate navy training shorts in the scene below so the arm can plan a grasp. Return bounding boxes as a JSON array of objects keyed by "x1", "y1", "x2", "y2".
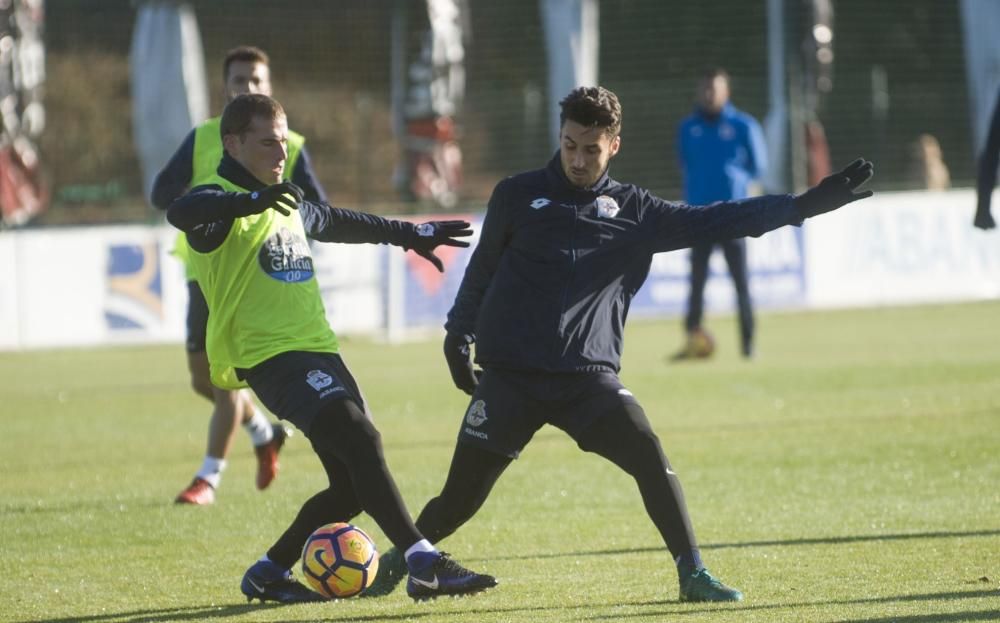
[
  {"x1": 184, "y1": 280, "x2": 209, "y2": 353},
  {"x1": 457, "y1": 367, "x2": 641, "y2": 458},
  {"x1": 239, "y1": 351, "x2": 370, "y2": 436}
]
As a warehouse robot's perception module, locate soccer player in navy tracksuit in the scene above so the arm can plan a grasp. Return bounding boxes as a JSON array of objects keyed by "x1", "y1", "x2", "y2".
[
  {"x1": 368, "y1": 86, "x2": 874, "y2": 602},
  {"x1": 675, "y1": 68, "x2": 768, "y2": 359}
]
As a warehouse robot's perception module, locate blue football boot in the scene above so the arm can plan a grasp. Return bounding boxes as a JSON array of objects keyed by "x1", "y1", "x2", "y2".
[
  {"x1": 678, "y1": 567, "x2": 743, "y2": 602},
  {"x1": 241, "y1": 559, "x2": 326, "y2": 604},
  {"x1": 406, "y1": 551, "x2": 497, "y2": 601}
]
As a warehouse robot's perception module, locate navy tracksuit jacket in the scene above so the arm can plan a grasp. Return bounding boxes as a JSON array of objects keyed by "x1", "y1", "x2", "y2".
[{"x1": 445, "y1": 153, "x2": 799, "y2": 374}]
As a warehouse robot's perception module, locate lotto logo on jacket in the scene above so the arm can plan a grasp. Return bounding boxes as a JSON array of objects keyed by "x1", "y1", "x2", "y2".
[{"x1": 259, "y1": 226, "x2": 314, "y2": 282}]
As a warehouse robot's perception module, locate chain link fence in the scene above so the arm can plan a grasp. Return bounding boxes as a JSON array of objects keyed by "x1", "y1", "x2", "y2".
[{"x1": 39, "y1": 0, "x2": 971, "y2": 224}]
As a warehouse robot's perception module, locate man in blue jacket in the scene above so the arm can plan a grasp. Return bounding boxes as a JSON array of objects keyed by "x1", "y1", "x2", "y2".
[
  {"x1": 368, "y1": 85, "x2": 873, "y2": 602},
  {"x1": 674, "y1": 68, "x2": 768, "y2": 359}
]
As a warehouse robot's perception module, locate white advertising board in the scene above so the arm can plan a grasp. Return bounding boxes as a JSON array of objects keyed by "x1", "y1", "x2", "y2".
[
  {"x1": 804, "y1": 189, "x2": 1000, "y2": 307},
  {"x1": 9, "y1": 225, "x2": 186, "y2": 349},
  {"x1": 312, "y1": 242, "x2": 384, "y2": 335},
  {"x1": 0, "y1": 234, "x2": 19, "y2": 348},
  {"x1": 640, "y1": 224, "x2": 806, "y2": 317},
  {"x1": 1, "y1": 190, "x2": 997, "y2": 352}
]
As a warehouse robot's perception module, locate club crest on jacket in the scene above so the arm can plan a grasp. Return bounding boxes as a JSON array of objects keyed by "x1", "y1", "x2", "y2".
[{"x1": 595, "y1": 195, "x2": 620, "y2": 218}]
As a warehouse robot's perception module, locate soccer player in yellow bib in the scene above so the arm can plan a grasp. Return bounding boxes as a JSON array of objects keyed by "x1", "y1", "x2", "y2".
[
  {"x1": 167, "y1": 93, "x2": 497, "y2": 603},
  {"x1": 152, "y1": 46, "x2": 328, "y2": 504}
]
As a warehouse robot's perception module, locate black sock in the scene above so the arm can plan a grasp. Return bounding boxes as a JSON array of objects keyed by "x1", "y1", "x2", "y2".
[
  {"x1": 266, "y1": 487, "x2": 361, "y2": 569},
  {"x1": 675, "y1": 549, "x2": 704, "y2": 574}
]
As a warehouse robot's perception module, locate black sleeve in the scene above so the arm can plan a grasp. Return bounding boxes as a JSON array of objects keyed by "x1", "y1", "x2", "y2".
[
  {"x1": 444, "y1": 181, "x2": 512, "y2": 338},
  {"x1": 641, "y1": 190, "x2": 799, "y2": 254},
  {"x1": 166, "y1": 185, "x2": 250, "y2": 230},
  {"x1": 290, "y1": 146, "x2": 329, "y2": 204},
  {"x1": 299, "y1": 201, "x2": 416, "y2": 246},
  {"x1": 151, "y1": 130, "x2": 196, "y2": 210},
  {"x1": 977, "y1": 88, "x2": 1000, "y2": 213},
  {"x1": 165, "y1": 185, "x2": 245, "y2": 252}
]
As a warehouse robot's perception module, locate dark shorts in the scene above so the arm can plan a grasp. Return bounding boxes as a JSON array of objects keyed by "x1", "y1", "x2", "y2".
[
  {"x1": 457, "y1": 368, "x2": 641, "y2": 458},
  {"x1": 185, "y1": 280, "x2": 209, "y2": 353},
  {"x1": 238, "y1": 351, "x2": 370, "y2": 436}
]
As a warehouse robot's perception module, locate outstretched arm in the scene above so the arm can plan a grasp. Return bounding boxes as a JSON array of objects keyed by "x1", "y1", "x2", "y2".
[
  {"x1": 167, "y1": 182, "x2": 302, "y2": 231},
  {"x1": 794, "y1": 158, "x2": 874, "y2": 218},
  {"x1": 300, "y1": 202, "x2": 471, "y2": 273},
  {"x1": 646, "y1": 159, "x2": 874, "y2": 254},
  {"x1": 166, "y1": 182, "x2": 303, "y2": 253}
]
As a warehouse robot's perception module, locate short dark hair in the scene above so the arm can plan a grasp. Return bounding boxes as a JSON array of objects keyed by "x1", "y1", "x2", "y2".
[
  {"x1": 220, "y1": 93, "x2": 285, "y2": 140},
  {"x1": 701, "y1": 67, "x2": 730, "y2": 84},
  {"x1": 222, "y1": 46, "x2": 269, "y2": 81},
  {"x1": 559, "y1": 86, "x2": 622, "y2": 138}
]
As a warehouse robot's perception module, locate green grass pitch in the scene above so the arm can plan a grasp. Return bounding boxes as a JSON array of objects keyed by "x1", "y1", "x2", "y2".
[{"x1": 1, "y1": 302, "x2": 998, "y2": 623}]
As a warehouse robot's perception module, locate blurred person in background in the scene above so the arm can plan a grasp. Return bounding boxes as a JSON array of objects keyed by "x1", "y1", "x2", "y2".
[
  {"x1": 167, "y1": 93, "x2": 496, "y2": 603},
  {"x1": 368, "y1": 85, "x2": 874, "y2": 603},
  {"x1": 975, "y1": 87, "x2": 1000, "y2": 230},
  {"x1": 672, "y1": 68, "x2": 767, "y2": 360},
  {"x1": 907, "y1": 133, "x2": 950, "y2": 191},
  {"x1": 151, "y1": 46, "x2": 328, "y2": 505}
]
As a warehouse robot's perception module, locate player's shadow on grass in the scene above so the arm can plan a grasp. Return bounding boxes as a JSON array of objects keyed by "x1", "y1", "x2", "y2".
[
  {"x1": 312, "y1": 602, "x2": 651, "y2": 623},
  {"x1": 582, "y1": 588, "x2": 1000, "y2": 620},
  {"x1": 284, "y1": 589, "x2": 1000, "y2": 623},
  {"x1": 13, "y1": 603, "x2": 645, "y2": 623},
  {"x1": 705, "y1": 528, "x2": 1000, "y2": 552},
  {"x1": 832, "y1": 610, "x2": 1000, "y2": 623},
  {"x1": 480, "y1": 528, "x2": 1000, "y2": 562},
  {"x1": 11, "y1": 589, "x2": 998, "y2": 623},
  {"x1": 10, "y1": 602, "x2": 281, "y2": 623}
]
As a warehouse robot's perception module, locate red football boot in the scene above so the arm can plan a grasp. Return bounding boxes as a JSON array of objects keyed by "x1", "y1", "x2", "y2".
[
  {"x1": 174, "y1": 477, "x2": 215, "y2": 505},
  {"x1": 254, "y1": 424, "x2": 290, "y2": 490}
]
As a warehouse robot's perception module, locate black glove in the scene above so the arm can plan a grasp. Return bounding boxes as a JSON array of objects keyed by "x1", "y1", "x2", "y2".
[
  {"x1": 444, "y1": 331, "x2": 480, "y2": 395},
  {"x1": 235, "y1": 181, "x2": 304, "y2": 217},
  {"x1": 405, "y1": 220, "x2": 473, "y2": 272},
  {"x1": 794, "y1": 159, "x2": 874, "y2": 219}
]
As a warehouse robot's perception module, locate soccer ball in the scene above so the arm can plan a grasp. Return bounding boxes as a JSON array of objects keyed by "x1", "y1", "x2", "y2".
[
  {"x1": 301, "y1": 522, "x2": 380, "y2": 598},
  {"x1": 685, "y1": 327, "x2": 716, "y2": 358},
  {"x1": 671, "y1": 327, "x2": 716, "y2": 361}
]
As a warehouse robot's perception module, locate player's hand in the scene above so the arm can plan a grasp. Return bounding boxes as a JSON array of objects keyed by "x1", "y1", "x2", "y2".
[
  {"x1": 405, "y1": 220, "x2": 473, "y2": 272},
  {"x1": 444, "y1": 331, "x2": 480, "y2": 395},
  {"x1": 795, "y1": 159, "x2": 874, "y2": 219},
  {"x1": 973, "y1": 205, "x2": 996, "y2": 230},
  {"x1": 236, "y1": 181, "x2": 304, "y2": 217}
]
